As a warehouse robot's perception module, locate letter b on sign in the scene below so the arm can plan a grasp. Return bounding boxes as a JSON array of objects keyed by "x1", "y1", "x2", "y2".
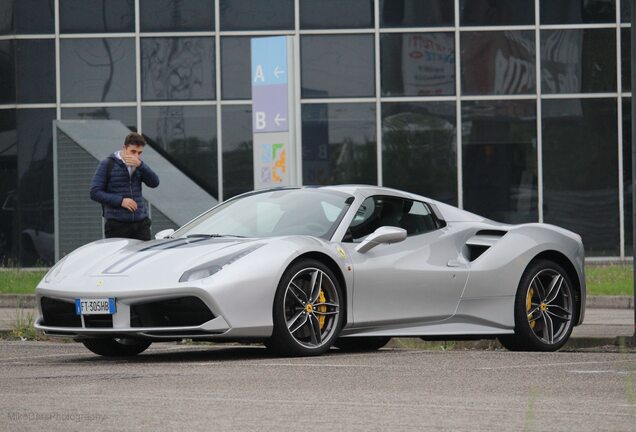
[{"x1": 256, "y1": 112, "x2": 266, "y2": 130}]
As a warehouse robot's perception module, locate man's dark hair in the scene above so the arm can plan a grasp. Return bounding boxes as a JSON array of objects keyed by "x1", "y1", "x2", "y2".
[{"x1": 124, "y1": 132, "x2": 146, "y2": 147}]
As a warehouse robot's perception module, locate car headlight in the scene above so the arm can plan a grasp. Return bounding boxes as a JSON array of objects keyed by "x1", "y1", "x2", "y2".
[{"x1": 179, "y1": 244, "x2": 263, "y2": 282}]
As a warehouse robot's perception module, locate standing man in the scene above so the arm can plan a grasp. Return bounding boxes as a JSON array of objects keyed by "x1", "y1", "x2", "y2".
[{"x1": 90, "y1": 132, "x2": 160, "y2": 240}]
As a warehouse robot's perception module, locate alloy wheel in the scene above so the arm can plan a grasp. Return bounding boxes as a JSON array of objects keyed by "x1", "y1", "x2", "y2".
[
  {"x1": 525, "y1": 268, "x2": 573, "y2": 345},
  {"x1": 283, "y1": 267, "x2": 340, "y2": 349}
]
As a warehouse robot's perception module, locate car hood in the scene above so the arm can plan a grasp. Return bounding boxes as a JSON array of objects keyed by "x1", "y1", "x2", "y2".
[{"x1": 49, "y1": 236, "x2": 260, "y2": 281}]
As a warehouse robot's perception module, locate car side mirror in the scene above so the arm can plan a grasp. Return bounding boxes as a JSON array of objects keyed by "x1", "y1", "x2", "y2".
[
  {"x1": 155, "y1": 228, "x2": 175, "y2": 240},
  {"x1": 355, "y1": 226, "x2": 407, "y2": 253}
]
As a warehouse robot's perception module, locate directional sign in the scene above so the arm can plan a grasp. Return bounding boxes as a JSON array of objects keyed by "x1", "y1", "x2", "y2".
[
  {"x1": 252, "y1": 37, "x2": 288, "y2": 87},
  {"x1": 251, "y1": 36, "x2": 295, "y2": 189},
  {"x1": 251, "y1": 37, "x2": 289, "y2": 133},
  {"x1": 252, "y1": 85, "x2": 288, "y2": 132}
]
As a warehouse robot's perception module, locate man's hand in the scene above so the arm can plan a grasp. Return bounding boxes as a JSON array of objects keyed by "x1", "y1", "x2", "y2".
[
  {"x1": 122, "y1": 147, "x2": 142, "y2": 167},
  {"x1": 121, "y1": 198, "x2": 138, "y2": 212}
]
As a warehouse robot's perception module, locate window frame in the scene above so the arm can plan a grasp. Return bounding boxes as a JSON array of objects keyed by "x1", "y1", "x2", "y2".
[{"x1": 343, "y1": 194, "x2": 445, "y2": 243}]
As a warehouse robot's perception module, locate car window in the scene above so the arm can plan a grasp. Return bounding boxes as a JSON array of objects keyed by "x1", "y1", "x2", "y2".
[
  {"x1": 256, "y1": 202, "x2": 284, "y2": 233},
  {"x1": 344, "y1": 195, "x2": 440, "y2": 242},
  {"x1": 321, "y1": 201, "x2": 343, "y2": 222}
]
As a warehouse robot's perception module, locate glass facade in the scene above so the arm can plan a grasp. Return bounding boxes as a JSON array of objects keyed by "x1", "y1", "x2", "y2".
[
  {"x1": 0, "y1": 0, "x2": 633, "y2": 263},
  {"x1": 60, "y1": 38, "x2": 136, "y2": 103},
  {"x1": 142, "y1": 105, "x2": 218, "y2": 198},
  {"x1": 141, "y1": 37, "x2": 215, "y2": 101},
  {"x1": 59, "y1": 0, "x2": 135, "y2": 34},
  {"x1": 462, "y1": 100, "x2": 538, "y2": 224},
  {"x1": 140, "y1": 0, "x2": 214, "y2": 32},
  {"x1": 461, "y1": 31, "x2": 535, "y2": 95},
  {"x1": 301, "y1": 35, "x2": 375, "y2": 98},
  {"x1": 16, "y1": 39, "x2": 55, "y2": 104},
  {"x1": 382, "y1": 102, "x2": 456, "y2": 205},
  {"x1": 302, "y1": 103, "x2": 377, "y2": 186},
  {"x1": 460, "y1": 0, "x2": 535, "y2": 26},
  {"x1": 541, "y1": 29, "x2": 616, "y2": 94}
]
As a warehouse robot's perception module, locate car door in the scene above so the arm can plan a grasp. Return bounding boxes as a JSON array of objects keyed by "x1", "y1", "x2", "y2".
[{"x1": 339, "y1": 195, "x2": 468, "y2": 327}]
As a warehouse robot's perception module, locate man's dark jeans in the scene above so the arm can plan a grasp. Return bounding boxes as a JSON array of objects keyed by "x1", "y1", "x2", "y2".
[{"x1": 104, "y1": 217, "x2": 152, "y2": 241}]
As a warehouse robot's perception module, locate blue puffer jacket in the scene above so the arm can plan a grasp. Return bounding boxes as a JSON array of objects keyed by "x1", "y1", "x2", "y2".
[{"x1": 90, "y1": 153, "x2": 160, "y2": 222}]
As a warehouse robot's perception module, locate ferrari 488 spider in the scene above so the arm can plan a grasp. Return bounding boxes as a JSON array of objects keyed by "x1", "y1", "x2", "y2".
[{"x1": 35, "y1": 186, "x2": 585, "y2": 356}]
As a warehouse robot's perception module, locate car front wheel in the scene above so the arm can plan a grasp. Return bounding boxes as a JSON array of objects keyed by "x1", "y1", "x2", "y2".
[
  {"x1": 268, "y1": 259, "x2": 343, "y2": 356},
  {"x1": 498, "y1": 259, "x2": 577, "y2": 352}
]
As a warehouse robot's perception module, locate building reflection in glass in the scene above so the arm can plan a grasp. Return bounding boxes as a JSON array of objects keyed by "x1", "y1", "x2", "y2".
[
  {"x1": 461, "y1": 31, "x2": 535, "y2": 95},
  {"x1": 381, "y1": 33, "x2": 455, "y2": 97},
  {"x1": 0, "y1": 110, "x2": 17, "y2": 265},
  {"x1": 60, "y1": 38, "x2": 135, "y2": 103},
  {"x1": 222, "y1": 106, "x2": 253, "y2": 199},
  {"x1": 541, "y1": 29, "x2": 615, "y2": 94},
  {"x1": 17, "y1": 109, "x2": 56, "y2": 266},
  {"x1": 542, "y1": 98, "x2": 619, "y2": 256},
  {"x1": 142, "y1": 106, "x2": 218, "y2": 198},
  {"x1": 382, "y1": 102, "x2": 457, "y2": 205},
  {"x1": 302, "y1": 104, "x2": 376, "y2": 186},
  {"x1": 141, "y1": 37, "x2": 215, "y2": 101},
  {"x1": 380, "y1": 0, "x2": 454, "y2": 28},
  {"x1": 462, "y1": 100, "x2": 538, "y2": 223}
]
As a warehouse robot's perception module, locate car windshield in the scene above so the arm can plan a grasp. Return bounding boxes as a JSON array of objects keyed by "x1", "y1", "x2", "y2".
[{"x1": 174, "y1": 189, "x2": 353, "y2": 239}]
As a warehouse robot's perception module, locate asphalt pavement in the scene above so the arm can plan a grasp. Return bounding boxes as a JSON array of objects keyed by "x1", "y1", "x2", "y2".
[{"x1": 0, "y1": 341, "x2": 635, "y2": 432}]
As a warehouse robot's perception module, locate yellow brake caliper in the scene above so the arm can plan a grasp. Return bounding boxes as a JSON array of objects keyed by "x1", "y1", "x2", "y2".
[
  {"x1": 527, "y1": 287, "x2": 535, "y2": 329},
  {"x1": 317, "y1": 290, "x2": 327, "y2": 329}
]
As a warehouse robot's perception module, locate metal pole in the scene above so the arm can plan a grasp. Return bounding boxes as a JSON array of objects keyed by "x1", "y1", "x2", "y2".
[{"x1": 631, "y1": 0, "x2": 636, "y2": 345}]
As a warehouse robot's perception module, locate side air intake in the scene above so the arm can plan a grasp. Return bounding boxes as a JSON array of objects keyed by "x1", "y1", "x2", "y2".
[{"x1": 465, "y1": 230, "x2": 507, "y2": 261}]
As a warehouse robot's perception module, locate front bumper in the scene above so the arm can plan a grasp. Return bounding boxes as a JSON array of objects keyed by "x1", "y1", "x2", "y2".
[
  {"x1": 34, "y1": 292, "x2": 232, "y2": 340},
  {"x1": 34, "y1": 317, "x2": 231, "y2": 340}
]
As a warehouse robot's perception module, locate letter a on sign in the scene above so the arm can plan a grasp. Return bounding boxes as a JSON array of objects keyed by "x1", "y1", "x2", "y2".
[{"x1": 254, "y1": 65, "x2": 265, "y2": 83}]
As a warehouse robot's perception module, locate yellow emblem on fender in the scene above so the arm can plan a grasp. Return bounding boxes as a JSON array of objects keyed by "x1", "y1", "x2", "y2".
[
  {"x1": 96, "y1": 280, "x2": 104, "y2": 287},
  {"x1": 336, "y1": 246, "x2": 346, "y2": 259}
]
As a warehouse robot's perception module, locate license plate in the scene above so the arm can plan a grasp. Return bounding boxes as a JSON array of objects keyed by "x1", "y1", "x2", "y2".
[{"x1": 75, "y1": 298, "x2": 116, "y2": 315}]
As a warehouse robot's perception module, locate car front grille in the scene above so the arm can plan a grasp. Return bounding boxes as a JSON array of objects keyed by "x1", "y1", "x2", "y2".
[
  {"x1": 40, "y1": 297, "x2": 81, "y2": 327},
  {"x1": 130, "y1": 296, "x2": 215, "y2": 328},
  {"x1": 83, "y1": 314, "x2": 113, "y2": 328}
]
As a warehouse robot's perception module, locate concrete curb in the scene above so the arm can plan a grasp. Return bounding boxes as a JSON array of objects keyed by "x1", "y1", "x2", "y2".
[
  {"x1": 1, "y1": 294, "x2": 633, "y2": 309},
  {"x1": 586, "y1": 295, "x2": 634, "y2": 309},
  {"x1": 0, "y1": 295, "x2": 35, "y2": 308}
]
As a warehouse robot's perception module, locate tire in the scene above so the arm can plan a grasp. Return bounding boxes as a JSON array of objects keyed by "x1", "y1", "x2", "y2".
[
  {"x1": 81, "y1": 338, "x2": 151, "y2": 357},
  {"x1": 335, "y1": 336, "x2": 391, "y2": 352},
  {"x1": 267, "y1": 259, "x2": 344, "y2": 356},
  {"x1": 498, "y1": 259, "x2": 577, "y2": 352}
]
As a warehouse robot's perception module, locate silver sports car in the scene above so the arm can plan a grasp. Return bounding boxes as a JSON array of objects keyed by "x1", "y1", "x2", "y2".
[{"x1": 35, "y1": 185, "x2": 585, "y2": 356}]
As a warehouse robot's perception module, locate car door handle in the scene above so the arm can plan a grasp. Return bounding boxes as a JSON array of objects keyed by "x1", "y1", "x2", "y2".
[{"x1": 447, "y1": 259, "x2": 463, "y2": 268}]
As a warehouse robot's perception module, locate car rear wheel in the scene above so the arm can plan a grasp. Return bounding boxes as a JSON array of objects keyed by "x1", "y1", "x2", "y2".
[
  {"x1": 268, "y1": 259, "x2": 343, "y2": 356},
  {"x1": 81, "y1": 338, "x2": 151, "y2": 357},
  {"x1": 498, "y1": 259, "x2": 576, "y2": 352},
  {"x1": 335, "y1": 336, "x2": 391, "y2": 352}
]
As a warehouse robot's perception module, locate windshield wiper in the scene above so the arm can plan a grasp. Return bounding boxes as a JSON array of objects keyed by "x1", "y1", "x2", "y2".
[{"x1": 185, "y1": 234, "x2": 246, "y2": 238}]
